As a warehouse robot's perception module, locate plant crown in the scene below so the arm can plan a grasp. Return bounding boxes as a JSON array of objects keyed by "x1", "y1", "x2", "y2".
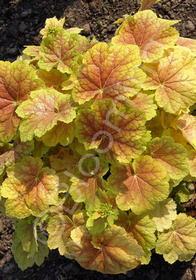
[{"x1": 0, "y1": 0, "x2": 196, "y2": 273}]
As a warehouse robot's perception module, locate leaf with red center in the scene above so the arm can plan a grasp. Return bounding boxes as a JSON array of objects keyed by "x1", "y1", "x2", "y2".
[
  {"x1": 1, "y1": 157, "x2": 59, "y2": 218},
  {"x1": 148, "y1": 136, "x2": 189, "y2": 180},
  {"x1": 73, "y1": 42, "x2": 145, "y2": 104},
  {"x1": 108, "y1": 156, "x2": 169, "y2": 214},
  {"x1": 142, "y1": 47, "x2": 196, "y2": 114},
  {"x1": 38, "y1": 29, "x2": 79, "y2": 73},
  {"x1": 177, "y1": 37, "x2": 196, "y2": 56},
  {"x1": 112, "y1": 10, "x2": 179, "y2": 62},
  {"x1": 66, "y1": 225, "x2": 143, "y2": 274},
  {"x1": 40, "y1": 16, "x2": 65, "y2": 37},
  {"x1": 176, "y1": 114, "x2": 196, "y2": 150},
  {"x1": 140, "y1": 0, "x2": 161, "y2": 11},
  {"x1": 16, "y1": 89, "x2": 76, "y2": 141},
  {"x1": 156, "y1": 213, "x2": 196, "y2": 263},
  {"x1": 76, "y1": 99, "x2": 150, "y2": 163},
  {"x1": 0, "y1": 61, "x2": 43, "y2": 142}
]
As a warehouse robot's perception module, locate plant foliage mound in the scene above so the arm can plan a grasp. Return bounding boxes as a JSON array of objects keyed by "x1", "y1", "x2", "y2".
[{"x1": 0, "y1": 0, "x2": 196, "y2": 274}]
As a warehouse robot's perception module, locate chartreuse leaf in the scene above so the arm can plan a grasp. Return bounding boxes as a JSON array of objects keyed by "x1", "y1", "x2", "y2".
[
  {"x1": 156, "y1": 213, "x2": 196, "y2": 263},
  {"x1": 177, "y1": 37, "x2": 196, "y2": 56},
  {"x1": 140, "y1": 0, "x2": 161, "y2": 11},
  {"x1": 0, "y1": 61, "x2": 43, "y2": 142},
  {"x1": 13, "y1": 219, "x2": 49, "y2": 271},
  {"x1": 148, "y1": 136, "x2": 189, "y2": 181},
  {"x1": 176, "y1": 114, "x2": 196, "y2": 150},
  {"x1": 1, "y1": 157, "x2": 59, "y2": 218},
  {"x1": 66, "y1": 225, "x2": 143, "y2": 274},
  {"x1": 40, "y1": 121, "x2": 75, "y2": 147},
  {"x1": 117, "y1": 212, "x2": 156, "y2": 264},
  {"x1": 73, "y1": 42, "x2": 145, "y2": 105},
  {"x1": 40, "y1": 16, "x2": 65, "y2": 37},
  {"x1": 76, "y1": 99, "x2": 150, "y2": 163},
  {"x1": 16, "y1": 89, "x2": 76, "y2": 142},
  {"x1": 142, "y1": 47, "x2": 196, "y2": 114},
  {"x1": 38, "y1": 29, "x2": 79, "y2": 73},
  {"x1": 130, "y1": 92, "x2": 157, "y2": 121},
  {"x1": 112, "y1": 10, "x2": 179, "y2": 62},
  {"x1": 148, "y1": 198, "x2": 177, "y2": 232},
  {"x1": 47, "y1": 206, "x2": 75, "y2": 255},
  {"x1": 109, "y1": 156, "x2": 169, "y2": 215}
]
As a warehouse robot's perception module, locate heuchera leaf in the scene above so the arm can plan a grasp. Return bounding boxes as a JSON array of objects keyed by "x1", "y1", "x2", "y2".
[
  {"x1": 156, "y1": 213, "x2": 196, "y2": 263},
  {"x1": 188, "y1": 151, "x2": 196, "y2": 178},
  {"x1": 76, "y1": 99, "x2": 150, "y2": 163},
  {"x1": 73, "y1": 42, "x2": 145, "y2": 104},
  {"x1": 177, "y1": 37, "x2": 196, "y2": 56},
  {"x1": 12, "y1": 219, "x2": 49, "y2": 271},
  {"x1": 38, "y1": 29, "x2": 80, "y2": 73},
  {"x1": 108, "y1": 155, "x2": 170, "y2": 214},
  {"x1": 112, "y1": 10, "x2": 179, "y2": 62},
  {"x1": 117, "y1": 212, "x2": 156, "y2": 264},
  {"x1": 142, "y1": 46, "x2": 196, "y2": 114},
  {"x1": 0, "y1": 61, "x2": 43, "y2": 142},
  {"x1": 176, "y1": 114, "x2": 196, "y2": 150},
  {"x1": 40, "y1": 16, "x2": 65, "y2": 37},
  {"x1": 40, "y1": 121, "x2": 75, "y2": 147},
  {"x1": 66, "y1": 225, "x2": 143, "y2": 274},
  {"x1": 47, "y1": 206, "x2": 75, "y2": 255},
  {"x1": 149, "y1": 198, "x2": 177, "y2": 232},
  {"x1": 16, "y1": 89, "x2": 76, "y2": 142},
  {"x1": 1, "y1": 157, "x2": 59, "y2": 218},
  {"x1": 148, "y1": 136, "x2": 189, "y2": 180},
  {"x1": 125, "y1": 91, "x2": 157, "y2": 121},
  {"x1": 140, "y1": 0, "x2": 161, "y2": 11}
]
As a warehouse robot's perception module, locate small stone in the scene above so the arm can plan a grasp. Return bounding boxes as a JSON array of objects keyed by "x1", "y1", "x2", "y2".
[
  {"x1": 107, "y1": 24, "x2": 115, "y2": 33},
  {"x1": 9, "y1": 47, "x2": 18, "y2": 55},
  {"x1": 19, "y1": 21, "x2": 27, "y2": 33},
  {"x1": 21, "y1": 9, "x2": 32, "y2": 17},
  {"x1": 186, "y1": 20, "x2": 195, "y2": 31},
  {"x1": 82, "y1": 23, "x2": 91, "y2": 36}
]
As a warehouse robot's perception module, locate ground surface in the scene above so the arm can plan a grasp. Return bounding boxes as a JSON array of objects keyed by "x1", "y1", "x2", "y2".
[{"x1": 0, "y1": 0, "x2": 196, "y2": 279}]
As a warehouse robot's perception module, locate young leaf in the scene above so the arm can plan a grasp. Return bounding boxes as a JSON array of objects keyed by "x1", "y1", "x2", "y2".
[
  {"x1": 13, "y1": 220, "x2": 49, "y2": 271},
  {"x1": 0, "y1": 61, "x2": 43, "y2": 142},
  {"x1": 76, "y1": 99, "x2": 150, "y2": 163},
  {"x1": 1, "y1": 157, "x2": 59, "y2": 218},
  {"x1": 40, "y1": 16, "x2": 65, "y2": 37},
  {"x1": 109, "y1": 156, "x2": 170, "y2": 214},
  {"x1": 148, "y1": 136, "x2": 189, "y2": 180},
  {"x1": 148, "y1": 198, "x2": 177, "y2": 232},
  {"x1": 73, "y1": 42, "x2": 145, "y2": 104},
  {"x1": 38, "y1": 29, "x2": 79, "y2": 73},
  {"x1": 156, "y1": 213, "x2": 196, "y2": 263},
  {"x1": 142, "y1": 47, "x2": 196, "y2": 114},
  {"x1": 16, "y1": 89, "x2": 76, "y2": 141},
  {"x1": 66, "y1": 225, "x2": 143, "y2": 274},
  {"x1": 112, "y1": 10, "x2": 179, "y2": 62}
]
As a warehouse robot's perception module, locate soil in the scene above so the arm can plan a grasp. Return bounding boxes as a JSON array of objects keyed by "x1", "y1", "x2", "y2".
[{"x1": 0, "y1": 0, "x2": 196, "y2": 279}]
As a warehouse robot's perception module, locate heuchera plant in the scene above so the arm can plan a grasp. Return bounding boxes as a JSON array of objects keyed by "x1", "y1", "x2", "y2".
[{"x1": 0, "y1": 0, "x2": 196, "y2": 273}]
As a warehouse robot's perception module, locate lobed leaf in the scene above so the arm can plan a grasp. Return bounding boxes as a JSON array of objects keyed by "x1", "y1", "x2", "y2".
[
  {"x1": 177, "y1": 37, "x2": 196, "y2": 56},
  {"x1": 16, "y1": 89, "x2": 76, "y2": 141},
  {"x1": 0, "y1": 61, "x2": 43, "y2": 142},
  {"x1": 66, "y1": 225, "x2": 143, "y2": 274},
  {"x1": 140, "y1": 0, "x2": 161, "y2": 11},
  {"x1": 176, "y1": 114, "x2": 196, "y2": 150},
  {"x1": 109, "y1": 156, "x2": 170, "y2": 214},
  {"x1": 112, "y1": 10, "x2": 179, "y2": 62},
  {"x1": 76, "y1": 99, "x2": 150, "y2": 163},
  {"x1": 156, "y1": 213, "x2": 196, "y2": 263},
  {"x1": 73, "y1": 42, "x2": 145, "y2": 104},
  {"x1": 1, "y1": 157, "x2": 59, "y2": 218},
  {"x1": 148, "y1": 136, "x2": 189, "y2": 180},
  {"x1": 142, "y1": 47, "x2": 196, "y2": 114}
]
